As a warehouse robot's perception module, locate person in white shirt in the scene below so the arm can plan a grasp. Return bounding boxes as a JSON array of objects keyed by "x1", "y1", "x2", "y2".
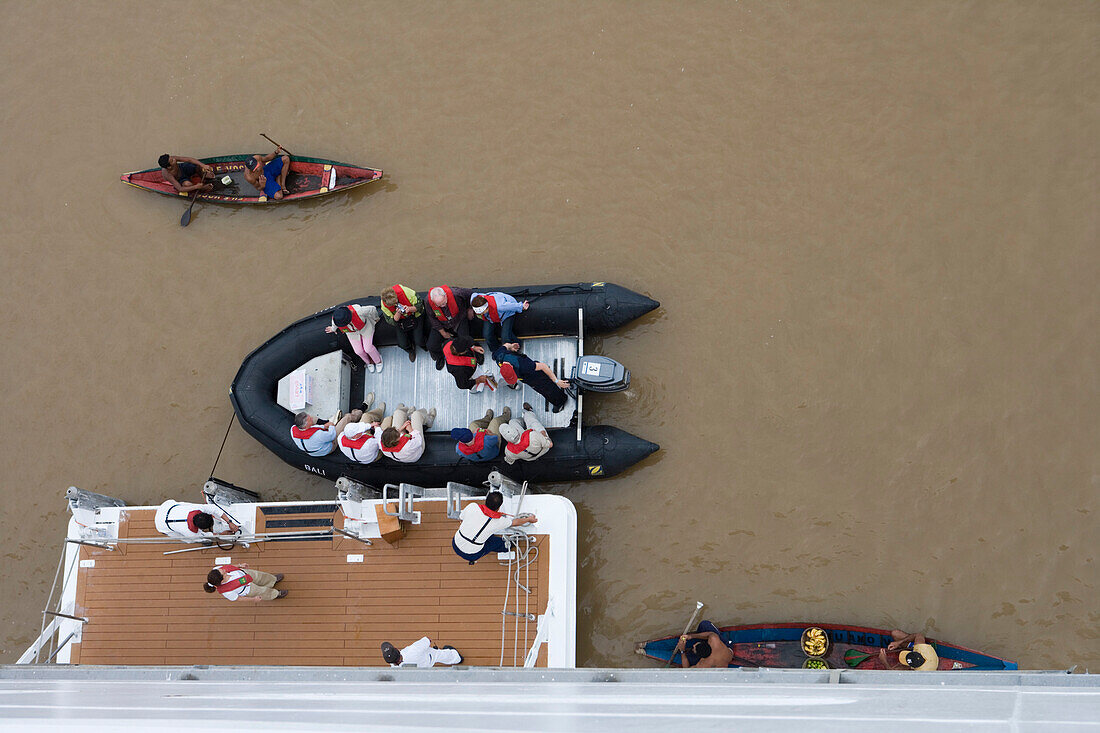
[
  {"x1": 451, "y1": 491, "x2": 538, "y2": 564},
  {"x1": 338, "y1": 396, "x2": 387, "y2": 463},
  {"x1": 381, "y1": 637, "x2": 462, "y2": 667},
  {"x1": 154, "y1": 500, "x2": 240, "y2": 541},
  {"x1": 378, "y1": 404, "x2": 437, "y2": 463},
  {"x1": 498, "y1": 403, "x2": 553, "y2": 464},
  {"x1": 203, "y1": 563, "x2": 286, "y2": 602}
]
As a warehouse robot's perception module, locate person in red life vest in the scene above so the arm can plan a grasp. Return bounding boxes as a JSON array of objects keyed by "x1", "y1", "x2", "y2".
[
  {"x1": 154, "y1": 500, "x2": 240, "y2": 541},
  {"x1": 338, "y1": 393, "x2": 387, "y2": 463},
  {"x1": 499, "y1": 403, "x2": 554, "y2": 464},
  {"x1": 378, "y1": 404, "x2": 437, "y2": 463},
  {"x1": 450, "y1": 406, "x2": 511, "y2": 462},
  {"x1": 325, "y1": 304, "x2": 384, "y2": 373},
  {"x1": 451, "y1": 490, "x2": 538, "y2": 564},
  {"x1": 203, "y1": 563, "x2": 287, "y2": 601},
  {"x1": 381, "y1": 638, "x2": 462, "y2": 668},
  {"x1": 292, "y1": 408, "x2": 360, "y2": 457},
  {"x1": 470, "y1": 291, "x2": 528, "y2": 350},
  {"x1": 442, "y1": 336, "x2": 497, "y2": 393},
  {"x1": 426, "y1": 285, "x2": 476, "y2": 371},
  {"x1": 492, "y1": 341, "x2": 571, "y2": 413},
  {"x1": 380, "y1": 284, "x2": 429, "y2": 362}
]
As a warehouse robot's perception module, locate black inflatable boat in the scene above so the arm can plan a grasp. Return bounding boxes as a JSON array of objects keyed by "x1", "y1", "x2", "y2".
[{"x1": 230, "y1": 283, "x2": 660, "y2": 487}]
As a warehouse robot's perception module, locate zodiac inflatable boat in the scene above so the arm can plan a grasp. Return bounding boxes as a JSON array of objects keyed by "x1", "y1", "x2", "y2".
[{"x1": 230, "y1": 283, "x2": 660, "y2": 486}]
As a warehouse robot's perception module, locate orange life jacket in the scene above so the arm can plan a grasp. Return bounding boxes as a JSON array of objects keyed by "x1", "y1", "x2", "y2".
[
  {"x1": 505, "y1": 430, "x2": 534, "y2": 455},
  {"x1": 430, "y1": 285, "x2": 460, "y2": 322},
  {"x1": 456, "y1": 430, "x2": 487, "y2": 455},
  {"x1": 444, "y1": 340, "x2": 477, "y2": 369}
]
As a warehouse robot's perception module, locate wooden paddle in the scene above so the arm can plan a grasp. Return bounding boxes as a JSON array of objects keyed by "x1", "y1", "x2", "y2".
[
  {"x1": 260, "y1": 133, "x2": 292, "y2": 156},
  {"x1": 180, "y1": 187, "x2": 201, "y2": 227},
  {"x1": 667, "y1": 601, "x2": 704, "y2": 667}
]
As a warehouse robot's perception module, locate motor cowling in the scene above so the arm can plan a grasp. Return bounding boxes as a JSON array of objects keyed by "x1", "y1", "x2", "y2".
[{"x1": 571, "y1": 355, "x2": 630, "y2": 393}]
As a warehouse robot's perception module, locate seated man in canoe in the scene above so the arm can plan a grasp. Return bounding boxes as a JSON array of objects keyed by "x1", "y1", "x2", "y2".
[
  {"x1": 879, "y1": 629, "x2": 940, "y2": 670},
  {"x1": 159, "y1": 153, "x2": 214, "y2": 193},
  {"x1": 672, "y1": 621, "x2": 735, "y2": 669},
  {"x1": 244, "y1": 146, "x2": 291, "y2": 199}
]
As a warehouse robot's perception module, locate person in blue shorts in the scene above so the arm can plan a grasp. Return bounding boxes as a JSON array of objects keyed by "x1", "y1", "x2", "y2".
[{"x1": 244, "y1": 147, "x2": 291, "y2": 199}]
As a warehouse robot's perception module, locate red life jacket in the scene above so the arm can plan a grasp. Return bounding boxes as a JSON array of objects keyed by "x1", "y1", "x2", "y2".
[
  {"x1": 185, "y1": 510, "x2": 203, "y2": 533},
  {"x1": 456, "y1": 430, "x2": 487, "y2": 455},
  {"x1": 380, "y1": 434, "x2": 412, "y2": 454},
  {"x1": 337, "y1": 306, "x2": 367, "y2": 333},
  {"x1": 340, "y1": 431, "x2": 373, "y2": 450},
  {"x1": 215, "y1": 565, "x2": 251, "y2": 594},
  {"x1": 505, "y1": 429, "x2": 534, "y2": 455},
  {"x1": 475, "y1": 294, "x2": 501, "y2": 323},
  {"x1": 430, "y1": 285, "x2": 460, "y2": 322},
  {"x1": 478, "y1": 503, "x2": 505, "y2": 519},
  {"x1": 392, "y1": 285, "x2": 415, "y2": 308},
  {"x1": 291, "y1": 425, "x2": 324, "y2": 440},
  {"x1": 444, "y1": 340, "x2": 477, "y2": 369}
]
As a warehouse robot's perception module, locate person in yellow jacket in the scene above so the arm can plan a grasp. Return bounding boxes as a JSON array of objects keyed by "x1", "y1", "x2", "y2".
[{"x1": 380, "y1": 284, "x2": 428, "y2": 362}]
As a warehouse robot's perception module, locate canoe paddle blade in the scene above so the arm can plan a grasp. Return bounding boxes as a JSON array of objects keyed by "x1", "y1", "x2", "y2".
[{"x1": 843, "y1": 649, "x2": 877, "y2": 667}]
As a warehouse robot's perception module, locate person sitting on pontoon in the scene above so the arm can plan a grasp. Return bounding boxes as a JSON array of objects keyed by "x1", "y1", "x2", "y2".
[
  {"x1": 499, "y1": 403, "x2": 553, "y2": 464},
  {"x1": 380, "y1": 284, "x2": 429, "y2": 362},
  {"x1": 470, "y1": 291, "x2": 527, "y2": 349},
  {"x1": 159, "y1": 153, "x2": 214, "y2": 193},
  {"x1": 426, "y1": 285, "x2": 475, "y2": 371},
  {"x1": 442, "y1": 336, "x2": 496, "y2": 393},
  {"x1": 243, "y1": 146, "x2": 291, "y2": 199},
  {"x1": 326, "y1": 304, "x2": 384, "y2": 373},
  {"x1": 451, "y1": 491, "x2": 537, "y2": 565},
  {"x1": 292, "y1": 409, "x2": 360, "y2": 457},
  {"x1": 378, "y1": 404, "x2": 436, "y2": 463},
  {"x1": 879, "y1": 630, "x2": 940, "y2": 670},
  {"x1": 673, "y1": 621, "x2": 735, "y2": 669},
  {"x1": 337, "y1": 394, "x2": 387, "y2": 464},
  {"x1": 154, "y1": 500, "x2": 240, "y2": 541},
  {"x1": 451, "y1": 407, "x2": 510, "y2": 462}
]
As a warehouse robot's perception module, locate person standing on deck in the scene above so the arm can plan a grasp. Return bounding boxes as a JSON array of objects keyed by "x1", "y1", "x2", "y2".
[
  {"x1": 203, "y1": 563, "x2": 287, "y2": 601},
  {"x1": 498, "y1": 403, "x2": 554, "y2": 463},
  {"x1": 380, "y1": 284, "x2": 429, "y2": 362},
  {"x1": 381, "y1": 638, "x2": 463, "y2": 667},
  {"x1": 489, "y1": 341, "x2": 570, "y2": 413},
  {"x1": 159, "y1": 154, "x2": 214, "y2": 193},
  {"x1": 292, "y1": 408, "x2": 360, "y2": 457},
  {"x1": 378, "y1": 404, "x2": 436, "y2": 463},
  {"x1": 879, "y1": 630, "x2": 940, "y2": 670},
  {"x1": 426, "y1": 285, "x2": 475, "y2": 371},
  {"x1": 442, "y1": 336, "x2": 497, "y2": 393},
  {"x1": 450, "y1": 407, "x2": 510, "y2": 462},
  {"x1": 338, "y1": 394, "x2": 387, "y2": 464},
  {"x1": 154, "y1": 500, "x2": 240, "y2": 541},
  {"x1": 470, "y1": 291, "x2": 527, "y2": 349},
  {"x1": 451, "y1": 490, "x2": 537, "y2": 565},
  {"x1": 326, "y1": 303, "x2": 384, "y2": 373},
  {"x1": 243, "y1": 147, "x2": 291, "y2": 199}
]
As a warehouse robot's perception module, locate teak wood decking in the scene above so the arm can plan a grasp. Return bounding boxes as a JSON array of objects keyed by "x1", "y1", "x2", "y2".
[{"x1": 68, "y1": 501, "x2": 549, "y2": 667}]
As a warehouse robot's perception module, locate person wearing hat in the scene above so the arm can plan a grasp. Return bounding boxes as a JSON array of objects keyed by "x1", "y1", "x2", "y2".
[
  {"x1": 158, "y1": 153, "x2": 214, "y2": 193},
  {"x1": 325, "y1": 303, "x2": 383, "y2": 373},
  {"x1": 451, "y1": 407, "x2": 510, "y2": 462},
  {"x1": 380, "y1": 284, "x2": 429, "y2": 362},
  {"x1": 426, "y1": 285, "x2": 475, "y2": 371},
  {"x1": 243, "y1": 146, "x2": 291, "y2": 199},
  {"x1": 291, "y1": 407, "x2": 360, "y2": 457},
  {"x1": 879, "y1": 630, "x2": 940, "y2": 671},
  {"x1": 203, "y1": 563, "x2": 287, "y2": 602},
  {"x1": 470, "y1": 291, "x2": 528, "y2": 350},
  {"x1": 337, "y1": 394, "x2": 387, "y2": 463},
  {"x1": 380, "y1": 638, "x2": 462, "y2": 668},
  {"x1": 491, "y1": 341, "x2": 570, "y2": 413},
  {"x1": 499, "y1": 404, "x2": 554, "y2": 464},
  {"x1": 442, "y1": 336, "x2": 496, "y2": 392},
  {"x1": 451, "y1": 490, "x2": 538, "y2": 564},
  {"x1": 378, "y1": 404, "x2": 436, "y2": 463}
]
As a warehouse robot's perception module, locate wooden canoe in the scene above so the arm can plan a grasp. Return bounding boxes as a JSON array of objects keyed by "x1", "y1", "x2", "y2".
[
  {"x1": 635, "y1": 621, "x2": 1018, "y2": 670},
  {"x1": 120, "y1": 154, "x2": 382, "y2": 204}
]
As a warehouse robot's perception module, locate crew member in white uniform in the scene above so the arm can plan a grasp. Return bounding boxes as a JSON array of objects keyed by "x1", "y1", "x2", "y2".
[
  {"x1": 203, "y1": 563, "x2": 286, "y2": 602},
  {"x1": 154, "y1": 500, "x2": 239, "y2": 541},
  {"x1": 451, "y1": 491, "x2": 538, "y2": 564},
  {"x1": 381, "y1": 637, "x2": 462, "y2": 667}
]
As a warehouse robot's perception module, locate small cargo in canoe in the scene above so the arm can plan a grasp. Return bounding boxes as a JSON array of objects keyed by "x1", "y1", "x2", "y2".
[
  {"x1": 635, "y1": 621, "x2": 1017, "y2": 670},
  {"x1": 120, "y1": 154, "x2": 382, "y2": 204}
]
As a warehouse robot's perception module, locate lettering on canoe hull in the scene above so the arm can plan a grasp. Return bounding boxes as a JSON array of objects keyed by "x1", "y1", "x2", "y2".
[{"x1": 304, "y1": 464, "x2": 326, "y2": 476}]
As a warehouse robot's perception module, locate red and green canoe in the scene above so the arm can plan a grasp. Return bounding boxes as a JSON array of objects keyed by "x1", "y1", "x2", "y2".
[
  {"x1": 635, "y1": 621, "x2": 1017, "y2": 670},
  {"x1": 121, "y1": 154, "x2": 382, "y2": 204}
]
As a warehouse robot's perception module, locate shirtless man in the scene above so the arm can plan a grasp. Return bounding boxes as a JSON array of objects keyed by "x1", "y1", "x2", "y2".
[
  {"x1": 159, "y1": 154, "x2": 214, "y2": 193},
  {"x1": 244, "y1": 147, "x2": 292, "y2": 199},
  {"x1": 878, "y1": 629, "x2": 940, "y2": 670},
  {"x1": 673, "y1": 626, "x2": 735, "y2": 669}
]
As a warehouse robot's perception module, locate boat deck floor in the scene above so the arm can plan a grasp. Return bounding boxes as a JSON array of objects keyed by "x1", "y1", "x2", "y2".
[{"x1": 68, "y1": 501, "x2": 549, "y2": 667}]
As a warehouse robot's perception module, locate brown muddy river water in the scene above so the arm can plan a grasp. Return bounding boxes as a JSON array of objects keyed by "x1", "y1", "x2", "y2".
[{"x1": 1, "y1": 1, "x2": 1097, "y2": 669}]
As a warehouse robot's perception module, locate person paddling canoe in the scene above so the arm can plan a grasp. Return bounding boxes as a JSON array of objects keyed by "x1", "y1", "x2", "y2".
[
  {"x1": 159, "y1": 153, "x2": 214, "y2": 193},
  {"x1": 672, "y1": 621, "x2": 735, "y2": 669},
  {"x1": 244, "y1": 147, "x2": 291, "y2": 199}
]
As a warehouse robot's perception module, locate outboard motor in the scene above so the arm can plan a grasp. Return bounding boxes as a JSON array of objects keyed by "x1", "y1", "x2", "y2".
[{"x1": 571, "y1": 355, "x2": 630, "y2": 393}]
